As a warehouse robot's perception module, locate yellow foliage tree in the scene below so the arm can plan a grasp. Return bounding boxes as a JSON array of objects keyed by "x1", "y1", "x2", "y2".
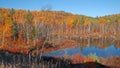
[{"x1": 84, "y1": 18, "x2": 90, "y2": 26}]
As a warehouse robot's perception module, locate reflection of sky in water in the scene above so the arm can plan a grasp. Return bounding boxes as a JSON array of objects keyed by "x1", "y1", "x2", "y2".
[{"x1": 43, "y1": 45, "x2": 120, "y2": 58}]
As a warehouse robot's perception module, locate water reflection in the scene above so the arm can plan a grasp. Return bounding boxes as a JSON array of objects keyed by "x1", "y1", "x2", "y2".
[
  {"x1": 43, "y1": 38, "x2": 120, "y2": 58},
  {"x1": 77, "y1": 38, "x2": 120, "y2": 48},
  {"x1": 43, "y1": 45, "x2": 120, "y2": 58}
]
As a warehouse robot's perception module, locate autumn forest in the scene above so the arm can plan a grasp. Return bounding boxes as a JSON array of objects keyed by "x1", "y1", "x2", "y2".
[{"x1": 0, "y1": 8, "x2": 120, "y2": 68}]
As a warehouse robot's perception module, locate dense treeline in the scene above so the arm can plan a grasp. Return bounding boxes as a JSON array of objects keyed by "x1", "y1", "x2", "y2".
[{"x1": 0, "y1": 8, "x2": 120, "y2": 54}]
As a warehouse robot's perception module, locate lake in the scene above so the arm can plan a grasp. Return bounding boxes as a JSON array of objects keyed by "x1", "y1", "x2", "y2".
[{"x1": 43, "y1": 45, "x2": 120, "y2": 58}]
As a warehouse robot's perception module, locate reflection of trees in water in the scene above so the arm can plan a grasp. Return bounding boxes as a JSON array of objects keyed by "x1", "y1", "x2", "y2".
[
  {"x1": 115, "y1": 40, "x2": 120, "y2": 48},
  {"x1": 78, "y1": 38, "x2": 120, "y2": 49}
]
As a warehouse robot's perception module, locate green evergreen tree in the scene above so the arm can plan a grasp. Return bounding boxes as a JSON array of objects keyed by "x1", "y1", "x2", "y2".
[{"x1": 12, "y1": 21, "x2": 19, "y2": 39}]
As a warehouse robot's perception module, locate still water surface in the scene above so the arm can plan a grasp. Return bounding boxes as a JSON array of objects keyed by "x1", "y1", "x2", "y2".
[{"x1": 43, "y1": 45, "x2": 120, "y2": 58}]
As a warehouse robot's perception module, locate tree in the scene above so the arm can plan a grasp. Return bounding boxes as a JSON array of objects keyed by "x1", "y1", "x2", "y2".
[
  {"x1": 9, "y1": 8, "x2": 15, "y2": 21},
  {"x1": 80, "y1": 17, "x2": 85, "y2": 33},
  {"x1": 0, "y1": 15, "x2": 4, "y2": 46},
  {"x1": 24, "y1": 10, "x2": 33, "y2": 23},
  {"x1": 73, "y1": 17, "x2": 79, "y2": 34},
  {"x1": 99, "y1": 17, "x2": 108, "y2": 35},
  {"x1": 11, "y1": 21, "x2": 19, "y2": 40},
  {"x1": 62, "y1": 22, "x2": 66, "y2": 34},
  {"x1": 84, "y1": 18, "x2": 90, "y2": 33},
  {"x1": 73, "y1": 17, "x2": 78, "y2": 28},
  {"x1": 24, "y1": 10, "x2": 33, "y2": 45}
]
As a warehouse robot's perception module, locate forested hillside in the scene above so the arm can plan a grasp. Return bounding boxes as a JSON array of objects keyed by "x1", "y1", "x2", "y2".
[{"x1": 0, "y1": 8, "x2": 120, "y2": 54}]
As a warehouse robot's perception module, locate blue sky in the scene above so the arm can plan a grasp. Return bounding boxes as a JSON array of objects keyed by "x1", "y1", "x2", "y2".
[{"x1": 0, "y1": 0, "x2": 120, "y2": 17}]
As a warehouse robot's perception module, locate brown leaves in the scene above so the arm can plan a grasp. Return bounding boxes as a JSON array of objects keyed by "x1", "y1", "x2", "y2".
[{"x1": 72, "y1": 54, "x2": 85, "y2": 64}]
